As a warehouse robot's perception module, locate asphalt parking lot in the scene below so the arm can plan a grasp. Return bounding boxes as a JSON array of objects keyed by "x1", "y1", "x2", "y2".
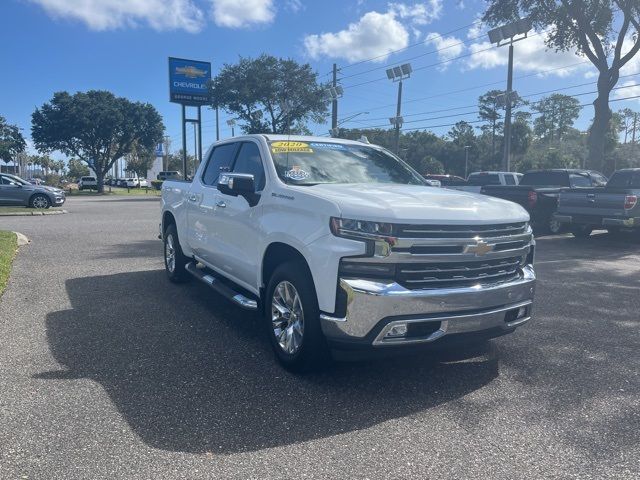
[{"x1": 0, "y1": 196, "x2": 638, "y2": 479}]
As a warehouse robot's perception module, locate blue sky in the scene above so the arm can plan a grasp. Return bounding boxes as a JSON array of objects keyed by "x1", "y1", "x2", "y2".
[{"x1": 2, "y1": 0, "x2": 639, "y2": 161}]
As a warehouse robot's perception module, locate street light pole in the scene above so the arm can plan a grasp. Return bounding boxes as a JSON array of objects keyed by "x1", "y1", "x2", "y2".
[
  {"x1": 386, "y1": 63, "x2": 412, "y2": 156},
  {"x1": 331, "y1": 63, "x2": 338, "y2": 132},
  {"x1": 464, "y1": 145, "x2": 470, "y2": 178},
  {"x1": 488, "y1": 17, "x2": 532, "y2": 173},
  {"x1": 394, "y1": 80, "x2": 403, "y2": 155},
  {"x1": 503, "y1": 43, "x2": 514, "y2": 172}
]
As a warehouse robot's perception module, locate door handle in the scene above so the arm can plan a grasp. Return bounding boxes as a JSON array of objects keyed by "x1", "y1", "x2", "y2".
[{"x1": 216, "y1": 200, "x2": 226, "y2": 208}]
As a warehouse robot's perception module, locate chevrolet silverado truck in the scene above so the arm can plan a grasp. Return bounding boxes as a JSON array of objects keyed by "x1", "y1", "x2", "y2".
[
  {"x1": 480, "y1": 169, "x2": 608, "y2": 234},
  {"x1": 554, "y1": 168, "x2": 640, "y2": 238},
  {"x1": 160, "y1": 135, "x2": 536, "y2": 370}
]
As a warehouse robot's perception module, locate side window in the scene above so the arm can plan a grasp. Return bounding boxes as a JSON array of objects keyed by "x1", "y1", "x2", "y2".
[
  {"x1": 590, "y1": 173, "x2": 607, "y2": 186},
  {"x1": 231, "y1": 142, "x2": 266, "y2": 191},
  {"x1": 570, "y1": 173, "x2": 591, "y2": 188},
  {"x1": 504, "y1": 174, "x2": 516, "y2": 185},
  {"x1": 202, "y1": 143, "x2": 238, "y2": 186}
]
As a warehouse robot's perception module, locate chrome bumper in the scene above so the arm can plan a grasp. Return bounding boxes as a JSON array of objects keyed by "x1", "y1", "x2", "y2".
[
  {"x1": 320, "y1": 265, "x2": 536, "y2": 347},
  {"x1": 555, "y1": 214, "x2": 638, "y2": 227}
]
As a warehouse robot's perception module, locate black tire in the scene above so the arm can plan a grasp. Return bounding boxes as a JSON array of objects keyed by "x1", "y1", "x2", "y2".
[
  {"x1": 29, "y1": 193, "x2": 51, "y2": 209},
  {"x1": 163, "y1": 224, "x2": 190, "y2": 283},
  {"x1": 570, "y1": 225, "x2": 593, "y2": 238},
  {"x1": 264, "y1": 261, "x2": 330, "y2": 372}
]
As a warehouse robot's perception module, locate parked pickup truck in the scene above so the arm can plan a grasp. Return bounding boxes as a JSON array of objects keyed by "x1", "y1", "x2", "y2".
[
  {"x1": 554, "y1": 168, "x2": 640, "y2": 238},
  {"x1": 160, "y1": 135, "x2": 536, "y2": 370},
  {"x1": 480, "y1": 169, "x2": 608, "y2": 234},
  {"x1": 450, "y1": 171, "x2": 522, "y2": 194}
]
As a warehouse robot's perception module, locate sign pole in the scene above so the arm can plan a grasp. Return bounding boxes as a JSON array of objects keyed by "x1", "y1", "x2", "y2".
[
  {"x1": 181, "y1": 104, "x2": 187, "y2": 179},
  {"x1": 197, "y1": 105, "x2": 203, "y2": 166}
]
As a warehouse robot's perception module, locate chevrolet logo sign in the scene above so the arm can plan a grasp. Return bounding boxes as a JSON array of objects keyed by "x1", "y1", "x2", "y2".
[{"x1": 465, "y1": 241, "x2": 494, "y2": 256}]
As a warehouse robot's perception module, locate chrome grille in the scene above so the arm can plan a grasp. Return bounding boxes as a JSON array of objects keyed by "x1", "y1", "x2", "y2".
[
  {"x1": 394, "y1": 222, "x2": 527, "y2": 239},
  {"x1": 397, "y1": 256, "x2": 523, "y2": 290}
]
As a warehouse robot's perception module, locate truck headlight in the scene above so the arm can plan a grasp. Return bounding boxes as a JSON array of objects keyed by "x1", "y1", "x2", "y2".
[{"x1": 330, "y1": 217, "x2": 394, "y2": 238}]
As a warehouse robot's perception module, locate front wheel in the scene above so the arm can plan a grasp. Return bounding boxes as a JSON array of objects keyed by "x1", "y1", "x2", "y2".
[
  {"x1": 265, "y1": 262, "x2": 329, "y2": 372},
  {"x1": 30, "y1": 194, "x2": 51, "y2": 209},
  {"x1": 570, "y1": 225, "x2": 593, "y2": 238}
]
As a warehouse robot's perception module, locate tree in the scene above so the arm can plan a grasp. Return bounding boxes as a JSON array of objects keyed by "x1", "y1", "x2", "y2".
[
  {"x1": 167, "y1": 150, "x2": 196, "y2": 176},
  {"x1": 419, "y1": 156, "x2": 445, "y2": 175},
  {"x1": 210, "y1": 55, "x2": 329, "y2": 134},
  {"x1": 618, "y1": 107, "x2": 638, "y2": 143},
  {"x1": 483, "y1": 0, "x2": 640, "y2": 172},
  {"x1": 478, "y1": 90, "x2": 505, "y2": 157},
  {"x1": 532, "y1": 94, "x2": 581, "y2": 141},
  {"x1": 124, "y1": 142, "x2": 155, "y2": 178},
  {"x1": 0, "y1": 116, "x2": 26, "y2": 164},
  {"x1": 67, "y1": 158, "x2": 90, "y2": 179},
  {"x1": 31, "y1": 90, "x2": 164, "y2": 192}
]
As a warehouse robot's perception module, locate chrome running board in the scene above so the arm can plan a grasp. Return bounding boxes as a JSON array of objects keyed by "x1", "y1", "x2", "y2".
[{"x1": 185, "y1": 262, "x2": 258, "y2": 310}]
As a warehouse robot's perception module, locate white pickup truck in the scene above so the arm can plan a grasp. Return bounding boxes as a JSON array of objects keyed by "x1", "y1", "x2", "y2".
[{"x1": 160, "y1": 135, "x2": 536, "y2": 371}]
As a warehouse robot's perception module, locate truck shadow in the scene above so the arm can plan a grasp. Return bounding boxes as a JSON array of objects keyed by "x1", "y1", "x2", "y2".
[{"x1": 38, "y1": 270, "x2": 498, "y2": 454}]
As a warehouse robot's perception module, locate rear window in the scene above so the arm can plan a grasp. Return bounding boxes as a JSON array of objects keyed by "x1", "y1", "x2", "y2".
[
  {"x1": 81, "y1": 177, "x2": 96, "y2": 181},
  {"x1": 520, "y1": 172, "x2": 568, "y2": 187},
  {"x1": 468, "y1": 174, "x2": 500, "y2": 186},
  {"x1": 607, "y1": 171, "x2": 640, "y2": 188}
]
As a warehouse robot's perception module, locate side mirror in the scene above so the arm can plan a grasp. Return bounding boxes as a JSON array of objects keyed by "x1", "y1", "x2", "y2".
[{"x1": 217, "y1": 173, "x2": 260, "y2": 206}]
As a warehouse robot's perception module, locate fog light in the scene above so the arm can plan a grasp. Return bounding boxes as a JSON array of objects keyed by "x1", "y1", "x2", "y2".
[
  {"x1": 517, "y1": 306, "x2": 528, "y2": 319},
  {"x1": 385, "y1": 323, "x2": 408, "y2": 338}
]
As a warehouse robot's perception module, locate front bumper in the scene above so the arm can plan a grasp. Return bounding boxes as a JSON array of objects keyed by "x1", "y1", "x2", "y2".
[
  {"x1": 320, "y1": 265, "x2": 536, "y2": 349},
  {"x1": 554, "y1": 214, "x2": 638, "y2": 228}
]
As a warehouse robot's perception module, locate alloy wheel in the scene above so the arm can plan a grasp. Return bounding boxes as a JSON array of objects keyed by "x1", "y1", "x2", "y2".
[{"x1": 271, "y1": 281, "x2": 305, "y2": 355}]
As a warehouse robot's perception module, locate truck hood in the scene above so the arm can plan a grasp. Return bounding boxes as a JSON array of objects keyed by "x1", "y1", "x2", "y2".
[{"x1": 300, "y1": 183, "x2": 529, "y2": 224}]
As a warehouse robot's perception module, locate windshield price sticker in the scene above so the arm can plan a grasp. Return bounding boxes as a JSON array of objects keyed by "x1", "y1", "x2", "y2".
[
  {"x1": 271, "y1": 141, "x2": 313, "y2": 153},
  {"x1": 309, "y1": 142, "x2": 347, "y2": 150},
  {"x1": 284, "y1": 166, "x2": 309, "y2": 181}
]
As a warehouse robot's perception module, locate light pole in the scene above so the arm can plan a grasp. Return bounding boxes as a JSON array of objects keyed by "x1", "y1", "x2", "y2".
[
  {"x1": 488, "y1": 18, "x2": 532, "y2": 172},
  {"x1": 227, "y1": 118, "x2": 236, "y2": 137},
  {"x1": 464, "y1": 145, "x2": 471, "y2": 178},
  {"x1": 386, "y1": 63, "x2": 412, "y2": 155},
  {"x1": 327, "y1": 83, "x2": 344, "y2": 137}
]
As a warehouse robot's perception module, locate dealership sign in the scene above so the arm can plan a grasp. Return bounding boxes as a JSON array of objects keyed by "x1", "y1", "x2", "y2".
[{"x1": 168, "y1": 57, "x2": 211, "y2": 105}]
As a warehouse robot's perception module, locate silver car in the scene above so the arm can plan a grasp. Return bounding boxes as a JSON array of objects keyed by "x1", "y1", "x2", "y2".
[{"x1": 0, "y1": 173, "x2": 66, "y2": 208}]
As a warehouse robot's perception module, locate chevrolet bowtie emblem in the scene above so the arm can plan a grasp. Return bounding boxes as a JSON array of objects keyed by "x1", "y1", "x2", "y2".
[{"x1": 465, "y1": 241, "x2": 493, "y2": 256}]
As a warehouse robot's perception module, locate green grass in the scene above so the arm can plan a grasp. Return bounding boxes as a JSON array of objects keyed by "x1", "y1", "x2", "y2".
[
  {"x1": 67, "y1": 187, "x2": 160, "y2": 196},
  {"x1": 0, "y1": 231, "x2": 18, "y2": 297},
  {"x1": 0, "y1": 206, "x2": 64, "y2": 214}
]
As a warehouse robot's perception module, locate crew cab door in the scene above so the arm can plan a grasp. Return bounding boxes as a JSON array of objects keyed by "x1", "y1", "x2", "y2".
[
  {"x1": 212, "y1": 140, "x2": 266, "y2": 290},
  {"x1": 186, "y1": 142, "x2": 238, "y2": 264}
]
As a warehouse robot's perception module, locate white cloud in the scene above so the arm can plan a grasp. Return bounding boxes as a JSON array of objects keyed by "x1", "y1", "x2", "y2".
[
  {"x1": 210, "y1": 0, "x2": 275, "y2": 28},
  {"x1": 465, "y1": 33, "x2": 588, "y2": 77},
  {"x1": 27, "y1": 0, "x2": 205, "y2": 32},
  {"x1": 389, "y1": 0, "x2": 442, "y2": 26},
  {"x1": 614, "y1": 35, "x2": 640, "y2": 104},
  {"x1": 424, "y1": 32, "x2": 464, "y2": 70},
  {"x1": 303, "y1": 2, "x2": 442, "y2": 63}
]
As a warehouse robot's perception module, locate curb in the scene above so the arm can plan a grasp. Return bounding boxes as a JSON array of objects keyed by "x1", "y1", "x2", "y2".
[
  {"x1": 0, "y1": 209, "x2": 68, "y2": 217},
  {"x1": 13, "y1": 232, "x2": 30, "y2": 246}
]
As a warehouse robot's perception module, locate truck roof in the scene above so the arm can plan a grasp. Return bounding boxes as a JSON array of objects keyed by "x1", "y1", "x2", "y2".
[{"x1": 259, "y1": 134, "x2": 371, "y2": 146}]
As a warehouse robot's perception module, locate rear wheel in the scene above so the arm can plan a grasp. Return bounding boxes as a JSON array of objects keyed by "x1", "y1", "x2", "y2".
[
  {"x1": 265, "y1": 262, "x2": 329, "y2": 372},
  {"x1": 570, "y1": 225, "x2": 593, "y2": 238},
  {"x1": 30, "y1": 194, "x2": 51, "y2": 209},
  {"x1": 163, "y1": 224, "x2": 190, "y2": 283}
]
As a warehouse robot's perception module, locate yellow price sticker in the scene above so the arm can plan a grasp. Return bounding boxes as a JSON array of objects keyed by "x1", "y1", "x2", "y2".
[{"x1": 271, "y1": 141, "x2": 313, "y2": 153}]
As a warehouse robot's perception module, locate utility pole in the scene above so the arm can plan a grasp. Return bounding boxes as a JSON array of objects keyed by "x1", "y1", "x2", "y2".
[
  {"x1": 331, "y1": 63, "x2": 338, "y2": 132},
  {"x1": 181, "y1": 104, "x2": 187, "y2": 178},
  {"x1": 632, "y1": 113, "x2": 638, "y2": 144},
  {"x1": 503, "y1": 43, "x2": 514, "y2": 172},
  {"x1": 163, "y1": 135, "x2": 171, "y2": 171}
]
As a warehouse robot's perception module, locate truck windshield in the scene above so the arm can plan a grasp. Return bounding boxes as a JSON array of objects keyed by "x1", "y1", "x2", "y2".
[{"x1": 269, "y1": 141, "x2": 426, "y2": 185}]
